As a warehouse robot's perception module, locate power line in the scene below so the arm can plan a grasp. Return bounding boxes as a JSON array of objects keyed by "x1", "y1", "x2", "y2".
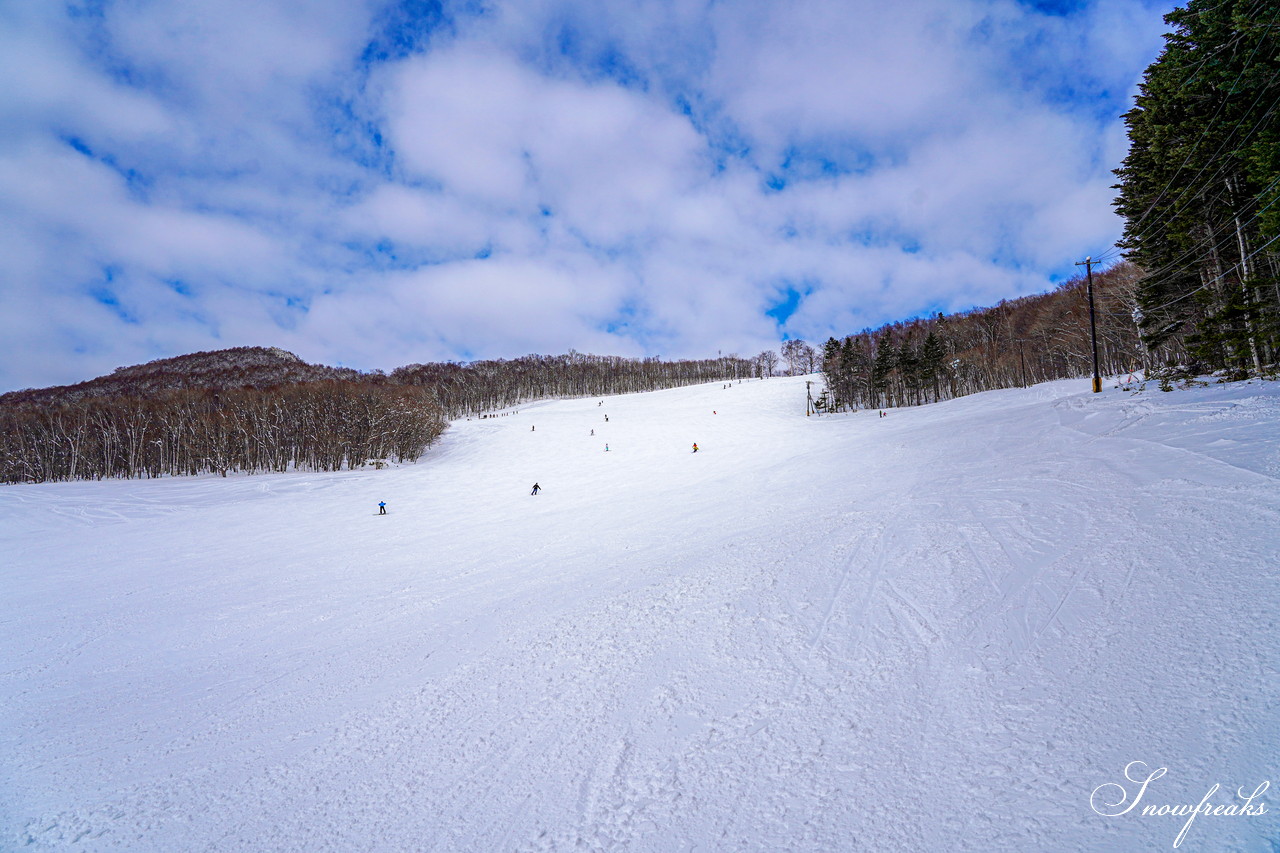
[
  {"x1": 1118, "y1": 0, "x2": 1280, "y2": 245},
  {"x1": 1128, "y1": 80, "x2": 1280, "y2": 247},
  {"x1": 1085, "y1": 5, "x2": 1278, "y2": 270},
  {"x1": 1125, "y1": 168, "x2": 1280, "y2": 295},
  {"x1": 1139, "y1": 228, "x2": 1280, "y2": 317}
]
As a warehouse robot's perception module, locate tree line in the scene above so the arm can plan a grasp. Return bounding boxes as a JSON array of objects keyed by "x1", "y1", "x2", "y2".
[
  {"x1": 0, "y1": 381, "x2": 446, "y2": 484},
  {"x1": 816, "y1": 263, "x2": 1148, "y2": 411},
  {"x1": 390, "y1": 351, "x2": 753, "y2": 419}
]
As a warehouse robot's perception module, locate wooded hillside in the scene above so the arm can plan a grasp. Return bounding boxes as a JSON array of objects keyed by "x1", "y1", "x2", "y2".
[
  {"x1": 0, "y1": 348, "x2": 750, "y2": 483},
  {"x1": 819, "y1": 262, "x2": 1147, "y2": 411}
]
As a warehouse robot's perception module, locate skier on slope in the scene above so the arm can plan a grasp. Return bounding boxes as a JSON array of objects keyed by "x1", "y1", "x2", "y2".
[
  {"x1": 530, "y1": 483, "x2": 541, "y2": 495},
  {"x1": 378, "y1": 501, "x2": 387, "y2": 515},
  {"x1": 692, "y1": 443, "x2": 699, "y2": 453}
]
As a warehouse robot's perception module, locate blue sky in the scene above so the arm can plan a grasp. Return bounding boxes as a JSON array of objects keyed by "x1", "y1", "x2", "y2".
[{"x1": 0, "y1": 0, "x2": 1170, "y2": 391}]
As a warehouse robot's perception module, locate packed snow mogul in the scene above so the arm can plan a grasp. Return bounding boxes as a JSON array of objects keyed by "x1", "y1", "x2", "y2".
[
  {"x1": 530, "y1": 483, "x2": 540, "y2": 495},
  {"x1": 378, "y1": 501, "x2": 387, "y2": 515}
]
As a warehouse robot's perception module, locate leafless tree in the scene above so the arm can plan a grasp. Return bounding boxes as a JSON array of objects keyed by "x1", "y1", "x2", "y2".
[{"x1": 780, "y1": 339, "x2": 816, "y2": 375}]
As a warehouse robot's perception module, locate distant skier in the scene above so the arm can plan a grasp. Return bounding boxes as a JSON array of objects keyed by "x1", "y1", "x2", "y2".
[
  {"x1": 378, "y1": 501, "x2": 387, "y2": 515},
  {"x1": 604, "y1": 415, "x2": 609, "y2": 422},
  {"x1": 531, "y1": 425, "x2": 535, "y2": 431},
  {"x1": 605, "y1": 444, "x2": 610, "y2": 451},
  {"x1": 692, "y1": 443, "x2": 699, "y2": 453},
  {"x1": 590, "y1": 429, "x2": 595, "y2": 436},
  {"x1": 531, "y1": 483, "x2": 541, "y2": 495}
]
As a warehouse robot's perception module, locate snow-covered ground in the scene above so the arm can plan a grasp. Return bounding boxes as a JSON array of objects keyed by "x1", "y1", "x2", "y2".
[{"x1": 2, "y1": 375, "x2": 1278, "y2": 852}]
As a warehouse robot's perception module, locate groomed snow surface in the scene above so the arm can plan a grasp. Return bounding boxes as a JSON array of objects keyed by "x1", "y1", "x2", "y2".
[{"x1": 3, "y1": 375, "x2": 1278, "y2": 852}]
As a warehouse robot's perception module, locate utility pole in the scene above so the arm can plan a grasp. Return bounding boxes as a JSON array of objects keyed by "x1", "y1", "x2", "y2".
[
  {"x1": 805, "y1": 380, "x2": 814, "y2": 416},
  {"x1": 1075, "y1": 255, "x2": 1102, "y2": 393}
]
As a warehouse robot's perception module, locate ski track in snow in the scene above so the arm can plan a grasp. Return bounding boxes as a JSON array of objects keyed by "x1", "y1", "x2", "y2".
[{"x1": 2, "y1": 376, "x2": 1279, "y2": 851}]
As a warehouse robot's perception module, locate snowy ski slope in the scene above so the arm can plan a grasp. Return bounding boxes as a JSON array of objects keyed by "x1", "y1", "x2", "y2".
[{"x1": 2, "y1": 374, "x2": 1278, "y2": 851}]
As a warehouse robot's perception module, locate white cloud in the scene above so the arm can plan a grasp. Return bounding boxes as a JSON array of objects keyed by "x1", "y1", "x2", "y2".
[
  {"x1": 0, "y1": 0, "x2": 1170, "y2": 391},
  {"x1": 384, "y1": 43, "x2": 709, "y2": 246},
  {"x1": 706, "y1": 0, "x2": 989, "y2": 158}
]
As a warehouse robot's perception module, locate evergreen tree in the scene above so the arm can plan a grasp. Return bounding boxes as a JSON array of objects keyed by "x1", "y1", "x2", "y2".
[
  {"x1": 841, "y1": 336, "x2": 871, "y2": 409},
  {"x1": 871, "y1": 335, "x2": 896, "y2": 408},
  {"x1": 1114, "y1": 0, "x2": 1280, "y2": 370},
  {"x1": 897, "y1": 338, "x2": 921, "y2": 406},
  {"x1": 920, "y1": 331, "x2": 946, "y2": 402}
]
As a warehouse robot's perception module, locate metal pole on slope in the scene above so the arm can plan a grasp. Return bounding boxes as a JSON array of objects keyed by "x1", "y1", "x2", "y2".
[
  {"x1": 806, "y1": 380, "x2": 814, "y2": 416},
  {"x1": 1076, "y1": 255, "x2": 1102, "y2": 393}
]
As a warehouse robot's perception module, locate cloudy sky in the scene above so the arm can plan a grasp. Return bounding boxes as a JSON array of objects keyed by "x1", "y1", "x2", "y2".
[{"x1": 0, "y1": 0, "x2": 1170, "y2": 391}]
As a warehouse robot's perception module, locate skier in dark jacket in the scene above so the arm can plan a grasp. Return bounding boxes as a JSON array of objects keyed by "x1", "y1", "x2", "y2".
[{"x1": 530, "y1": 483, "x2": 541, "y2": 495}]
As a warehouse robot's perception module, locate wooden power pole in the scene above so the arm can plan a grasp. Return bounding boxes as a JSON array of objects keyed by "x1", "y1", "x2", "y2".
[{"x1": 1076, "y1": 256, "x2": 1102, "y2": 393}]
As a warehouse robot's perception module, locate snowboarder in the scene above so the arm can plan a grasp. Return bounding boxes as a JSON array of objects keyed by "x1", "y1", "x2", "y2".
[
  {"x1": 692, "y1": 443, "x2": 699, "y2": 453},
  {"x1": 378, "y1": 501, "x2": 387, "y2": 515},
  {"x1": 530, "y1": 483, "x2": 541, "y2": 495}
]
